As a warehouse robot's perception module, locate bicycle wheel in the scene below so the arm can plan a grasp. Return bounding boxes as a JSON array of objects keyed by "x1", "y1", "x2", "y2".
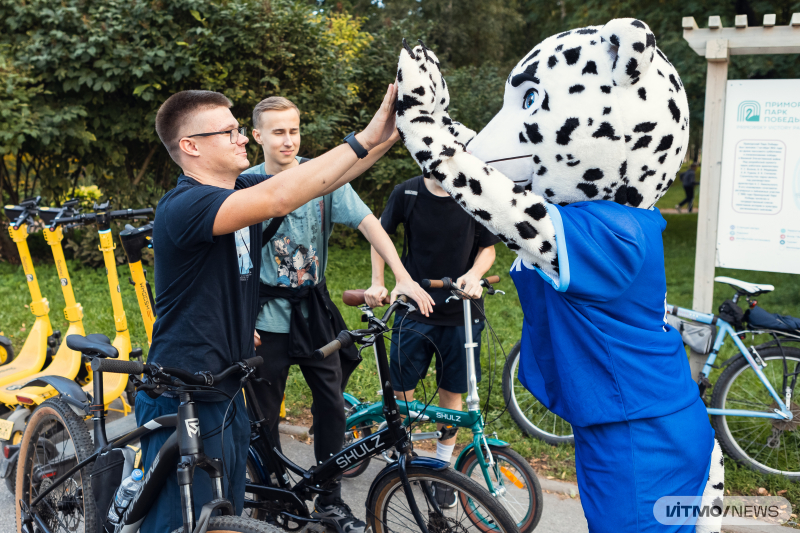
[
  {"x1": 458, "y1": 446, "x2": 542, "y2": 533},
  {"x1": 244, "y1": 448, "x2": 266, "y2": 521},
  {"x1": 502, "y1": 342, "x2": 574, "y2": 445},
  {"x1": 15, "y1": 398, "x2": 96, "y2": 533},
  {"x1": 711, "y1": 346, "x2": 800, "y2": 478},
  {"x1": 367, "y1": 464, "x2": 518, "y2": 533},
  {"x1": 171, "y1": 515, "x2": 282, "y2": 532},
  {"x1": 342, "y1": 395, "x2": 375, "y2": 478}
]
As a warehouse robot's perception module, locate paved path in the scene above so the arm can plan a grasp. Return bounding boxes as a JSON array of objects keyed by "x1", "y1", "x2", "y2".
[{"x1": 1, "y1": 418, "x2": 789, "y2": 532}]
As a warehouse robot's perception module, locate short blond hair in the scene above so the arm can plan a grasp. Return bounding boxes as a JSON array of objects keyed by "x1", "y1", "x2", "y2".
[{"x1": 252, "y1": 97, "x2": 300, "y2": 129}]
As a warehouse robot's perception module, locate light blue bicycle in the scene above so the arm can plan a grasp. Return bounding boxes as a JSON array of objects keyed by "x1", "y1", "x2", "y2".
[{"x1": 503, "y1": 276, "x2": 800, "y2": 478}]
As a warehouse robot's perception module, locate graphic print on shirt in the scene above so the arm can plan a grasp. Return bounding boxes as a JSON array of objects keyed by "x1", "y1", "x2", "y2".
[
  {"x1": 272, "y1": 234, "x2": 319, "y2": 288},
  {"x1": 234, "y1": 228, "x2": 253, "y2": 280}
]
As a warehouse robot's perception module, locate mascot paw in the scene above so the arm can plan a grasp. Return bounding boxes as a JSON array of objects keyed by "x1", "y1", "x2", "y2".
[{"x1": 396, "y1": 40, "x2": 473, "y2": 176}]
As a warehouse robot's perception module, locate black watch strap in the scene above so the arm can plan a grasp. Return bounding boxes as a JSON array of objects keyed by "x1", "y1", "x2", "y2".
[{"x1": 344, "y1": 131, "x2": 369, "y2": 159}]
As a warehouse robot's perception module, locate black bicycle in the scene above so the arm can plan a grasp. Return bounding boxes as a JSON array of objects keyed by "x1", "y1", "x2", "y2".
[
  {"x1": 241, "y1": 295, "x2": 519, "y2": 533},
  {"x1": 16, "y1": 334, "x2": 276, "y2": 533}
]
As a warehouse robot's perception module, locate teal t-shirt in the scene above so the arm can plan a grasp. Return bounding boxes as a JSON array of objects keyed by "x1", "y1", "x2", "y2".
[{"x1": 245, "y1": 161, "x2": 372, "y2": 333}]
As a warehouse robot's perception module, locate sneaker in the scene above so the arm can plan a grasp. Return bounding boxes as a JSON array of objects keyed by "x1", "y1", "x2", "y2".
[
  {"x1": 674, "y1": 204, "x2": 682, "y2": 213},
  {"x1": 432, "y1": 481, "x2": 457, "y2": 509},
  {"x1": 313, "y1": 498, "x2": 366, "y2": 533}
]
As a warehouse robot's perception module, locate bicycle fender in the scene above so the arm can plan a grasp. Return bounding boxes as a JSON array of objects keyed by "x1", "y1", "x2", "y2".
[
  {"x1": 193, "y1": 498, "x2": 234, "y2": 533},
  {"x1": 23, "y1": 376, "x2": 90, "y2": 413},
  {"x1": 343, "y1": 391, "x2": 361, "y2": 406},
  {"x1": 453, "y1": 438, "x2": 510, "y2": 472},
  {"x1": 0, "y1": 449, "x2": 18, "y2": 478},
  {"x1": 366, "y1": 455, "x2": 449, "y2": 501}
]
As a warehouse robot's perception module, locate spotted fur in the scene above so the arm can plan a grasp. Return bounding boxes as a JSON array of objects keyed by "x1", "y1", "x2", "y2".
[{"x1": 697, "y1": 439, "x2": 725, "y2": 533}]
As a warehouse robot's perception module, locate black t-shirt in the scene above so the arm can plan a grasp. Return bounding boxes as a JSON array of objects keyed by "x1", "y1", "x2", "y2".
[
  {"x1": 149, "y1": 174, "x2": 264, "y2": 398},
  {"x1": 381, "y1": 177, "x2": 500, "y2": 326}
]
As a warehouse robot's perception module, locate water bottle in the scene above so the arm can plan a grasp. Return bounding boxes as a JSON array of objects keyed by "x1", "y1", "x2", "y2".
[{"x1": 107, "y1": 468, "x2": 143, "y2": 524}]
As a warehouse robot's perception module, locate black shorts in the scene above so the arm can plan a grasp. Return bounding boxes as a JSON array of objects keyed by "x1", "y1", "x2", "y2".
[{"x1": 389, "y1": 317, "x2": 484, "y2": 394}]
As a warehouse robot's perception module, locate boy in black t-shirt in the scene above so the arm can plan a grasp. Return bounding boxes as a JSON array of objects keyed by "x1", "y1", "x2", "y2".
[{"x1": 365, "y1": 174, "x2": 499, "y2": 504}]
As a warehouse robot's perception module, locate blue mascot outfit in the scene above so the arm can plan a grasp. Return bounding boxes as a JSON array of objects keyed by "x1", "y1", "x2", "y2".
[{"x1": 394, "y1": 17, "x2": 725, "y2": 532}]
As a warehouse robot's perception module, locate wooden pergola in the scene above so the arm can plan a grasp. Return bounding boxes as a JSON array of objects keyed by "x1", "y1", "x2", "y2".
[{"x1": 683, "y1": 14, "x2": 800, "y2": 314}]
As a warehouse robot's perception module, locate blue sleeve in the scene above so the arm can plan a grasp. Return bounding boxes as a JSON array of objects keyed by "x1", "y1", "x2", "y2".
[
  {"x1": 163, "y1": 185, "x2": 235, "y2": 250},
  {"x1": 538, "y1": 203, "x2": 646, "y2": 302},
  {"x1": 331, "y1": 183, "x2": 372, "y2": 229}
]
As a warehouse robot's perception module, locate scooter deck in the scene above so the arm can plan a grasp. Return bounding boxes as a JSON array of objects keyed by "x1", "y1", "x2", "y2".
[
  {"x1": 0, "y1": 322, "x2": 85, "y2": 405},
  {"x1": 0, "y1": 320, "x2": 50, "y2": 389}
]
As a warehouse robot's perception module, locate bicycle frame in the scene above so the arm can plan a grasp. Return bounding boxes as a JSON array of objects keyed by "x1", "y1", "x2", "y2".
[
  {"x1": 667, "y1": 304, "x2": 794, "y2": 422},
  {"x1": 344, "y1": 294, "x2": 506, "y2": 496},
  {"x1": 21, "y1": 367, "x2": 233, "y2": 533},
  {"x1": 243, "y1": 305, "x2": 449, "y2": 533}
]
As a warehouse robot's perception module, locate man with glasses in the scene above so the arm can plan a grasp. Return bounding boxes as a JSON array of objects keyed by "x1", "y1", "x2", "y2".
[{"x1": 139, "y1": 88, "x2": 397, "y2": 533}]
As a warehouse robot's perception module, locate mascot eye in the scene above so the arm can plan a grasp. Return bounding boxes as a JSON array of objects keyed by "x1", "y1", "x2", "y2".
[{"x1": 522, "y1": 89, "x2": 538, "y2": 110}]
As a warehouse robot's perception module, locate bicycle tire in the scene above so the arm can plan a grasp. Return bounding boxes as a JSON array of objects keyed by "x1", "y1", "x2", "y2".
[
  {"x1": 342, "y1": 396, "x2": 374, "y2": 478},
  {"x1": 171, "y1": 515, "x2": 283, "y2": 533},
  {"x1": 244, "y1": 445, "x2": 267, "y2": 521},
  {"x1": 15, "y1": 397, "x2": 97, "y2": 533},
  {"x1": 502, "y1": 342, "x2": 574, "y2": 445},
  {"x1": 458, "y1": 446, "x2": 543, "y2": 533},
  {"x1": 710, "y1": 346, "x2": 800, "y2": 478},
  {"x1": 366, "y1": 465, "x2": 518, "y2": 533}
]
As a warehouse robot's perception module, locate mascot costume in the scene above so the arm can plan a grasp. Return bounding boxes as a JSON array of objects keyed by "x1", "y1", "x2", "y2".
[{"x1": 395, "y1": 18, "x2": 724, "y2": 532}]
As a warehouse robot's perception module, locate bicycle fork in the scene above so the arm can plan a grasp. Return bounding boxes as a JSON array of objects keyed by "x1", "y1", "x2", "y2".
[
  {"x1": 177, "y1": 393, "x2": 232, "y2": 533},
  {"x1": 373, "y1": 332, "x2": 438, "y2": 533}
]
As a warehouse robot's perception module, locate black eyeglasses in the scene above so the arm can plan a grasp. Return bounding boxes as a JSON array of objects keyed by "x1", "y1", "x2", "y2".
[{"x1": 187, "y1": 127, "x2": 248, "y2": 144}]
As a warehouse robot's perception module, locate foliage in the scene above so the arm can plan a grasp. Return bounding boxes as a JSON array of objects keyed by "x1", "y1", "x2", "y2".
[{"x1": 0, "y1": 0, "x2": 381, "y2": 207}]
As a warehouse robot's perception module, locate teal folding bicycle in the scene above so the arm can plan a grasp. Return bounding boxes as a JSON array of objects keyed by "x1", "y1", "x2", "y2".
[
  {"x1": 340, "y1": 276, "x2": 543, "y2": 533},
  {"x1": 503, "y1": 276, "x2": 800, "y2": 479}
]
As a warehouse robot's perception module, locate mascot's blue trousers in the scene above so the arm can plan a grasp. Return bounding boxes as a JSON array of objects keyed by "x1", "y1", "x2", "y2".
[{"x1": 573, "y1": 397, "x2": 713, "y2": 532}]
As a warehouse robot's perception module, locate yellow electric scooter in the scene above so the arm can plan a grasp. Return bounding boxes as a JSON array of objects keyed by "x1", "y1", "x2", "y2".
[
  {"x1": 0, "y1": 200, "x2": 89, "y2": 492},
  {"x1": 120, "y1": 223, "x2": 156, "y2": 345},
  {"x1": 42, "y1": 202, "x2": 154, "y2": 409},
  {"x1": 0, "y1": 199, "x2": 60, "y2": 392}
]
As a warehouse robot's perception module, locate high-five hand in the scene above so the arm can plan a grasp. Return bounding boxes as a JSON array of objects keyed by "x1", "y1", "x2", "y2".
[{"x1": 356, "y1": 83, "x2": 399, "y2": 151}]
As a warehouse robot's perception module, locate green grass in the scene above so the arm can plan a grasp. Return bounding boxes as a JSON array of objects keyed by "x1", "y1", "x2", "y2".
[
  {"x1": 1, "y1": 217, "x2": 799, "y2": 507},
  {"x1": 0, "y1": 258, "x2": 152, "y2": 357}
]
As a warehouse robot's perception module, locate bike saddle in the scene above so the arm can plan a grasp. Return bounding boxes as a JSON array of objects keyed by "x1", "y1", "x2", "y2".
[
  {"x1": 714, "y1": 276, "x2": 775, "y2": 296},
  {"x1": 66, "y1": 334, "x2": 119, "y2": 359}
]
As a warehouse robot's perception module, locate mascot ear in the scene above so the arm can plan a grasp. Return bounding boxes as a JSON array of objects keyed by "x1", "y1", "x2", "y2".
[{"x1": 599, "y1": 18, "x2": 657, "y2": 88}]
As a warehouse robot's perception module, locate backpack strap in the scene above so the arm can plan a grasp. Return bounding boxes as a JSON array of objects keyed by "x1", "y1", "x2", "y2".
[
  {"x1": 400, "y1": 176, "x2": 423, "y2": 264},
  {"x1": 259, "y1": 157, "x2": 311, "y2": 244}
]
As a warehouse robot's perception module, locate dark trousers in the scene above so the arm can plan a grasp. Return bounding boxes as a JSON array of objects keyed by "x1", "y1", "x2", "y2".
[
  {"x1": 255, "y1": 330, "x2": 345, "y2": 501},
  {"x1": 678, "y1": 185, "x2": 695, "y2": 211},
  {"x1": 134, "y1": 392, "x2": 249, "y2": 533}
]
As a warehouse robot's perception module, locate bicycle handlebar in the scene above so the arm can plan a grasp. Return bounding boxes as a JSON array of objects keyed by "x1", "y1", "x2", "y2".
[
  {"x1": 342, "y1": 289, "x2": 391, "y2": 307},
  {"x1": 421, "y1": 275, "x2": 500, "y2": 290},
  {"x1": 54, "y1": 207, "x2": 154, "y2": 228},
  {"x1": 313, "y1": 295, "x2": 410, "y2": 359},
  {"x1": 91, "y1": 356, "x2": 263, "y2": 386}
]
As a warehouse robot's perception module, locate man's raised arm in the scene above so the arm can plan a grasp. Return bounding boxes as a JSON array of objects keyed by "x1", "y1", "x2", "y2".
[{"x1": 213, "y1": 83, "x2": 397, "y2": 236}]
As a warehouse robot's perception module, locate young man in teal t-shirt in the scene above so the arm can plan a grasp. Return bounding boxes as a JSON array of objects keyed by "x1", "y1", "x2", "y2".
[{"x1": 247, "y1": 97, "x2": 433, "y2": 533}]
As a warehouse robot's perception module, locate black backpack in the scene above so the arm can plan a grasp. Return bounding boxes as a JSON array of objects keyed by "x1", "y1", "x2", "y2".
[{"x1": 397, "y1": 176, "x2": 483, "y2": 266}]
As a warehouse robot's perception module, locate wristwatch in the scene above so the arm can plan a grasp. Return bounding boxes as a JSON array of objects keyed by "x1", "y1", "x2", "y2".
[{"x1": 344, "y1": 131, "x2": 369, "y2": 159}]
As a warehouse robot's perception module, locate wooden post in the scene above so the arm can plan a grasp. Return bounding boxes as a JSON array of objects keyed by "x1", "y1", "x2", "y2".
[{"x1": 693, "y1": 38, "x2": 729, "y2": 313}]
